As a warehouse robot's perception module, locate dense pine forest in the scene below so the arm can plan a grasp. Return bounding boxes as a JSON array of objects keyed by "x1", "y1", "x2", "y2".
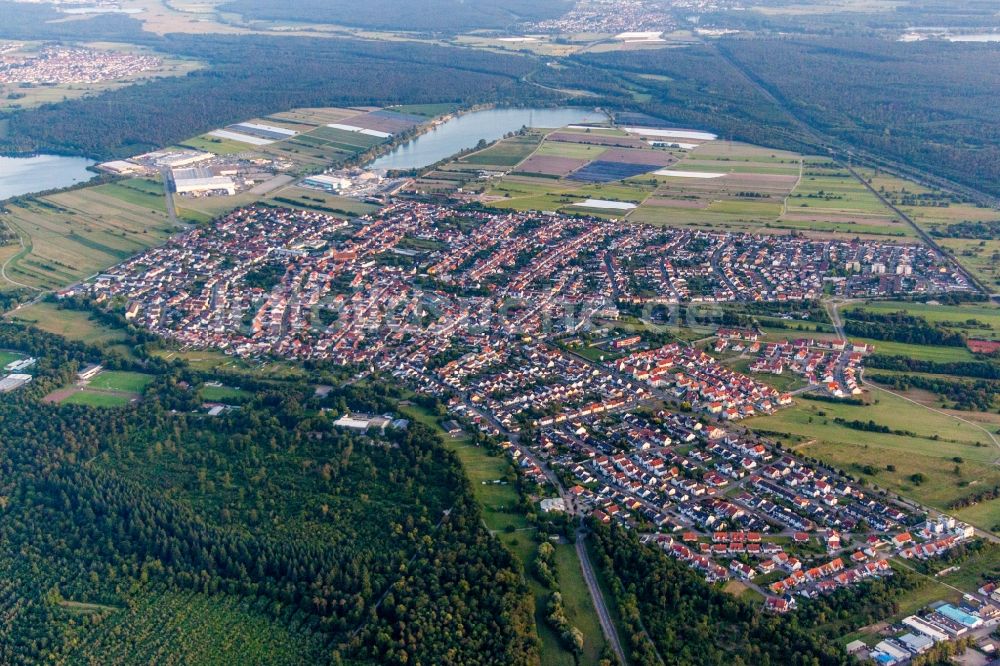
[
  {"x1": 219, "y1": 0, "x2": 573, "y2": 32},
  {"x1": 0, "y1": 321, "x2": 537, "y2": 665},
  {"x1": 0, "y1": 31, "x2": 550, "y2": 160}
]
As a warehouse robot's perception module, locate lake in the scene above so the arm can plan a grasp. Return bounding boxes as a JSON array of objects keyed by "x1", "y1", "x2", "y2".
[
  {"x1": 947, "y1": 34, "x2": 1000, "y2": 42},
  {"x1": 370, "y1": 107, "x2": 608, "y2": 171},
  {"x1": 0, "y1": 155, "x2": 97, "y2": 201}
]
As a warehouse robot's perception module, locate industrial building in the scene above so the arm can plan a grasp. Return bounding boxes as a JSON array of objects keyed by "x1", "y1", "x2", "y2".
[{"x1": 172, "y1": 167, "x2": 236, "y2": 196}]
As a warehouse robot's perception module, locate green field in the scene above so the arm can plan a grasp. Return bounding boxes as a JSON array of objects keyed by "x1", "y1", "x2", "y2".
[
  {"x1": 0, "y1": 350, "x2": 24, "y2": 368},
  {"x1": 87, "y1": 371, "x2": 154, "y2": 393},
  {"x1": 200, "y1": 384, "x2": 246, "y2": 402},
  {"x1": 178, "y1": 135, "x2": 251, "y2": 156},
  {"x1": 460, "y1": 132, "x2": 544, "y2": 167},
  {"x1": 752, "y1": 390, "x2": 1000, "y2": 530},
  {"x1": 857, "y1": 300, "x2": 1000, "y2": 340},
  {"x1": 267, "y1": 188, "x2": 379, "y2": 216},
  {"x1": 8, "y1": 302, "x2": 127, "y2": 345},
  {"x1": 61, "y1": 390, "x2": 133, "y2": 407}
]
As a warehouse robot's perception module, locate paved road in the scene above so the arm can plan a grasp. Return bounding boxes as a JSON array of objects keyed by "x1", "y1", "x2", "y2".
[{"x1": 160, "y1": 167, "x2": 179, "y2": 228}]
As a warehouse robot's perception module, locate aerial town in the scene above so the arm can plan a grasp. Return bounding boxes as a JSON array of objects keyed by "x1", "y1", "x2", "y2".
[
  {"x1": 63, "y1": 197, "x2": 993, "y2": 658},
  {"x1": 0, "y1": 44, "x2": 160, "y2": 84}
]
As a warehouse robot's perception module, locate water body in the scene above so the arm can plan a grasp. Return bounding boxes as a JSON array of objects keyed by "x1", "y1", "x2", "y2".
[
  {"x1": 370, "y1": 107, "x2": 607, "y2": 171},
  {"x1": 947, "y1": 33, "x2": 1000, "y2": 42},
  {"x1": 0, "y1": 155, "x2": 97, "y2": 201}
]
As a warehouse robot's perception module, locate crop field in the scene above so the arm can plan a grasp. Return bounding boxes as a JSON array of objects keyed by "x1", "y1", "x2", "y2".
[
  {"x1": 269, "y1": 106, "x2": 359, "y2": 125},
  {"x1": 780, "y1": 159, "x2": 911, "y2": 238},
  {"x1": 751, "y1": 390, "x2": 1000, "y2": 530},
  {"x1": 515, "y1": 155, "x2": 588, "y2": 176},
  {"x1": 0, "y1": 185, "x2": 178, "y2": 290},
  {"x1": 267, "y1": 187, "x2": 379, "y2": 216},
  {"x1": 178, "y1": 135, "x2": 253, "y2": 156},
  {"x1": 534, "y1": 140, "x2": 609, "y2": 160},
  {"x1": 460, "y1": 132, "x2": 544, "y2": 167}
]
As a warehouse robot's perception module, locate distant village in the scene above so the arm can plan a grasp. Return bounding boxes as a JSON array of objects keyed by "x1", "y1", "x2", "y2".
[{"x1": 0, "y1": 44, "x2": 159, "y2": 84}]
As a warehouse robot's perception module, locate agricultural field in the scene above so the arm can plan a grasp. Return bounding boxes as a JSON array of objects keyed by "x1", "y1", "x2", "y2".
[
  {"x1": 460, "y1": 131, "x2": 545, "y2": 167},
  {"x1": 751, "y1": 390, "x2": 1000, "y2": 531},
  {"x1": 178, "y1": 134, "x2": 253, "y2": 156},
  {"x1": 266, "y1": 187, "x2": 379, "y2": 216},
  {"x1": 863, "y1": 169, "x2": 1000, "y2": 289},
  {"x1": 0, "y1": 183, "x2": 180, "y2": 290},
  {"x1": 448, "y1": 131, "x2": 929, "y2": 237},
  {"x1": 778, "y1": 159, "x2": 910, "y2": 238}
]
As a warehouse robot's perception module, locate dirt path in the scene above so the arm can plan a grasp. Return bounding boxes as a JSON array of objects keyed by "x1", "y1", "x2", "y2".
[{"x1": 865, "y1": 381, "x2": 1000, "y2": 461}]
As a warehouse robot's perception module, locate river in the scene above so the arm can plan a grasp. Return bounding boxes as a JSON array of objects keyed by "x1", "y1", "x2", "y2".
[
  {"x1": 369, "y1": 107, "x2": 607, "y2": 171},
  {"x1": 0, "y1": 155, "x2": 97, "y2": 201}
]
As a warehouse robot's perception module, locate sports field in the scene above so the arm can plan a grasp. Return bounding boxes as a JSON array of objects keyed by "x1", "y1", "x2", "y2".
[{"x1": 87, "y1": 371, "x2": 155, "y2": 393}]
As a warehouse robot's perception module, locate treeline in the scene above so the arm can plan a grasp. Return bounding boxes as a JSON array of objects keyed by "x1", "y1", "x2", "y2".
[
  {"x1": 220, "y1": 0, "x2": 572, "y2": 32},
  {"x1": 842, "y1": 309, "x2": 965, "y2": 347},
  {"x1": 832, "y1": 417, "x2": 915, "y2": 437},
  {"x1": 0, "y1": 33, "x2": 549, "y2": 160},
  {"x1": 932, "y1": 220, "x2": 1000, "y2": 240},
  {"x1": 867, "y1": 355, "x2": 1000, "y2": 380},
  {"x1": 870, "y1": 373, "x2": 1000, "y2": 412}
]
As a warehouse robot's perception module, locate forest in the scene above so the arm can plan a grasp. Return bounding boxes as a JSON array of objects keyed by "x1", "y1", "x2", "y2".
[
  {"x1": 718, "y1": 37, "x2": 1000, "y2": 198},
  {"x1": 220, "y1": 0, "x2": 572, "y2": 32},
  {"x1": 0, "y1": 33, "x2": 550, "y2": 160},
  {"x1": 0, "y1": 321, "x2": 538, "y2": 665}
]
